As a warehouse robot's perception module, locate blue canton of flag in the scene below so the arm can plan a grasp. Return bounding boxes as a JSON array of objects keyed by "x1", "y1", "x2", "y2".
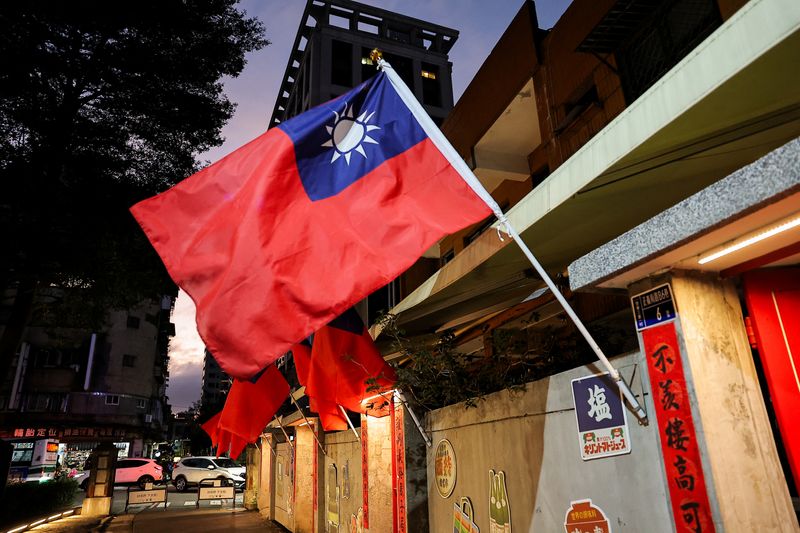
[{"x1": 278, "y1": 72, "x2": 427, "y2": 201}]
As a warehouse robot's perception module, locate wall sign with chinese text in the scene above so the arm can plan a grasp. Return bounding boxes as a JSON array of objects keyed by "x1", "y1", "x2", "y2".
[
  {"x1": 571, "y1": 373, "x2": 631, "y2": 461},
  {"x1": 642, "y1": 322, "x2": 715, "y2": 532},
  {"x1": 631, "y1": 283, "x2": 676, "y2": 331},
  {"x1": 564, "y1": 499, "x2": 611, "y2": 533},
  {"x1": 435, "y1": 439, "x2": 457, "y2": 498}
]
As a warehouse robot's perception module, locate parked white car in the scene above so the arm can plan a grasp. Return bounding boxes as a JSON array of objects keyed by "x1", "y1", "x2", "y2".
[
  {"x1": 172, "y1": 456, "x2": 245, "y2": 491},
  {"x1": 76, "y1": 458, "x2": 163, "y2": 490}
]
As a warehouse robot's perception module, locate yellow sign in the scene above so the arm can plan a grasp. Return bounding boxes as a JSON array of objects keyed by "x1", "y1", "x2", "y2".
[{"x1": 434, "y1": 439, "x2": 456, "y2": 498}]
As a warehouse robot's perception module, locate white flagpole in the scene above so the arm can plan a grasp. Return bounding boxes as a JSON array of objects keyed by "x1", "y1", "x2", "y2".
[{"x1": 377, "y1": 57, "x2": 648, "y2": 423}]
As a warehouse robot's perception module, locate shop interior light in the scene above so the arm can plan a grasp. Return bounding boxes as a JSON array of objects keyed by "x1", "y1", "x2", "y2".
[{"x1": 698, "y1": 213, "x2": 800, "y2": 265}]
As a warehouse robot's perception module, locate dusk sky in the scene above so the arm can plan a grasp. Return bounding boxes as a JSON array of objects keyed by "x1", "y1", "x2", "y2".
[{"x1": 166, "y1": 0, "x2": 572, "y2": 412}]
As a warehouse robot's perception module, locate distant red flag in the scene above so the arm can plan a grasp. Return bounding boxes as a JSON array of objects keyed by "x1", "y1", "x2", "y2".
[
  {"x1": 306, "y1": 308, "x2": 396, "y2": 416},
  {"x1": 292, "y1": 342, "x2": 348, "y2": 431},
  {"x1": 201, "y1": 411, "x2": 222, "y2": 448},
  {"x1": 219, "y1": 364, "x2": 289, "y2": 447},
  {"x1": 129, "y1": 71, "x2": 492, "y2": 380}
]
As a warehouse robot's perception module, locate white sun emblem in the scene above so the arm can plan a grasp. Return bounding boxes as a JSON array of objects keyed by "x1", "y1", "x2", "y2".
[{"x1": 321, "y1": 103, "x2": 380, "y2": 165}]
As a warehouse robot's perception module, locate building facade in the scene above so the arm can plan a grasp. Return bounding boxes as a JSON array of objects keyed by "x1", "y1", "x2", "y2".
[
  {"x1": 200, "y1": 348, "x2": 230, "y2": 414},
  {"x1": 250, "y1": 0, "x2": 800, "y2": 531},
  {"x1": 0, "y1": 288, "x2": 175, "y2": 479}
]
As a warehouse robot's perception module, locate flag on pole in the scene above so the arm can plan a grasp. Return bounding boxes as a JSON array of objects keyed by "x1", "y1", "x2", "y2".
[
  {"x1": 305, "y1": 308, "x2": 396, "y2": 416},
  {"x1": 292, "y1": 340, "x2": 349, "y2": 431},
  {"x1": 201, "y1": 411, "x2": 222, "y2": 448},
  {"x1": 218, "y1": 364, "x2": 289, "y2": 457},
  {"x1": 131, "y1": 71, "x2": 492, "y2": 380}
]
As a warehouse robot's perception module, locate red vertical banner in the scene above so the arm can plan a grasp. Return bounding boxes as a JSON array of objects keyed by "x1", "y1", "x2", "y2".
[
  {"x1": 312, "y1": 422, "x2": 318, "y2": 533},
  {"x1": 642, "y1": 323, "x2": 716, "y2": 533},
  {"x1": 361, "y1": 413, "x2": 369, "y2": 530},
  {"x1": 391, "y1": 397, "x2": 408, "y2": 533}
]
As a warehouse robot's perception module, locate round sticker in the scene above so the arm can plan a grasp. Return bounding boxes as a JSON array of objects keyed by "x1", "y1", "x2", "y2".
[{"x1": 434, "y1": 438, "x2": 456, "y2": 498}]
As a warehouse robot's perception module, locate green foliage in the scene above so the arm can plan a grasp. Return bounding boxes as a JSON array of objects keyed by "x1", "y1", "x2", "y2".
[
  {"x1": 0, "y1": 478, "x2": 79, "y2": 527},
  {"x1": 378, "y1": 312, "x2": 634, "y2": 412},
  {"x1": 0, "y1": 1, "x2": 268, "y2": 326}
]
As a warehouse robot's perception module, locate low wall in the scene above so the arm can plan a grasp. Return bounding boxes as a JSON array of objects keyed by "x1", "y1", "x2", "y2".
[
  {"x1": 324, "y1": 429, "x2": 363, "y2": 532},
  {"x1": 426, "y1": 352, "x2": 672, "y2": 532}
]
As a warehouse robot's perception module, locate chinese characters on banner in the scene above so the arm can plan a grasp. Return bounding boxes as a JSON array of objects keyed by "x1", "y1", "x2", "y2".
[
  {"x1": 571, "y1": 374, "x2": 631, "y2": 460},
  {"x1": 392, "y1": 398, "x2": 408, "y2": 533},
  {"x1": 360, "y1": 414, "x2": 369, "y2": 530},
  {"x1": 642, "y1": 323, "x2": 715, "y2": 533}
]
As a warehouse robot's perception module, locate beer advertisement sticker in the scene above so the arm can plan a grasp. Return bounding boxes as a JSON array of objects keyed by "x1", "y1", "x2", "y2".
[
  {"x1": 571, "y1": 373, "x2": 631, "y2": 461},
  {"x1": 434, "y1": 438, "x2": 456, "y2": 498},
  {"x1": 564, "y1": 499, "x2": 611, "y2": 533}
]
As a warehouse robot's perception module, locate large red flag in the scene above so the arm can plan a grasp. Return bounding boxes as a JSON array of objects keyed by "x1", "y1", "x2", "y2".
[
  {"x1": 306, "y1": 308, "x2": 396, "y2": 416},
  {"x1": 218, "y1": 364, "x2": 289, "y2": 451},
  {"x1": 130, "y1": 72, "x2": 491, "y2": 379}
]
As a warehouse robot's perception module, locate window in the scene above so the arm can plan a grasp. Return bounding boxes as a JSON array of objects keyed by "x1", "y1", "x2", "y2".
[
  {"x1": 136, "y1": 399, "x2": 146, "y2": 409},
  {"x1": 105, "y1": 395, "x2": 120, "y2": 406},
  {"x1": 382, "y1": 52, "x2": 414, "y2": 90},
  {"x1": 421, "y1": 63, "x2": 441, "y2": 107},
  {"x1": 617, "y1": 0, "x2": 721, "y2": 102},
  {"x1": 331, "y1": 40, "x2": 353, "y2": 87},
  {"x1": 122, "y1": 354, "x2": 136, "y2": 368},
  {"x1": 126, "y1": 315, "x2": 140, "y2": 329},
  {"x1": 441, "y1": 249, "x2": 455, "y2": 266}
]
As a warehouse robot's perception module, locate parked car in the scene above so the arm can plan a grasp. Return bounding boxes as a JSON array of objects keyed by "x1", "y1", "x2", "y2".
[
  {"x1": 172, "y1": 456, "x2": 245, "y2": 492},
  {"x1": 76, "y1": 458, "x2": 163, "y2": 490}
]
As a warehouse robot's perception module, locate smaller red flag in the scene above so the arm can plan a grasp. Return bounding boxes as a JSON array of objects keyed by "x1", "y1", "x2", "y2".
[
  {"x1": 306, "y1": 309, "x2": 396, "y2": 416},
  {"x1": 201, "y1": 411, "x2": 222, "y2": 448},
  {"x1": 293, "y1": 342, "x2": 348, "y2": 431},
  {"x1": 219, "y1": 364, "x2": 289, "y2": 445}
]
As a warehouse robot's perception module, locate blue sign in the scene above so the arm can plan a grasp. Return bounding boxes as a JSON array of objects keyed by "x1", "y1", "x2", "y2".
[
  {"x1": 571, "y1": 373, "x2": 631, "y2": 460},
  {"x1": 631, "y1": 283, "x2": 676, "y2": 331}
]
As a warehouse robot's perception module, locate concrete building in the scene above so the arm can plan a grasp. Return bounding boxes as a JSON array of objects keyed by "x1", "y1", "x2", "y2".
[
  {"x1": 200, "y1": 348, "x2": 230, "y2": 414},
  {"x1": 250, "y1": 0, "x2": 800, "y2": 531},
  {"x1": 0, "y1": 288, "x2": 175, "y2": 478}
]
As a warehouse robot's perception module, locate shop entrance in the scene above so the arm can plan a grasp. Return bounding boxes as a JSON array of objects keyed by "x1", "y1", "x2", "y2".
[{"x1": 743, "y1": 267, "x2": 800, "y2": 508}]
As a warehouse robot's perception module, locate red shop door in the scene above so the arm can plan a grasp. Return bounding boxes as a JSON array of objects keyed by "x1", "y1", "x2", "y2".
[{"x1": 743, "y1": 267, "x2": 800, "y2": 488}]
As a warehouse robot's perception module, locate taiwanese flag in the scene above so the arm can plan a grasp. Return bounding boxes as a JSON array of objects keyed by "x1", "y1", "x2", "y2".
[
  {"x1": 130, "y1": 70, "x2": 492, "y2": 379},
  {"x1": 292, "y1": 340, "x2": 349, "y2": 431},
  {"x1": 305, "y1": 308, "x2": 396, "y2": 418},
  {"x1": 218, "y1": 364, "x2": 289, "y2": 457}
]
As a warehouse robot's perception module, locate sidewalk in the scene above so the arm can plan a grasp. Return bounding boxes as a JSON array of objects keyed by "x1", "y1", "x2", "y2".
[
  {"x1": 103, "y1": 508, "x2": 286, "y2": 532},
  {"x1": 25, "y1": 509, "x2": 286, "y2": 532}
]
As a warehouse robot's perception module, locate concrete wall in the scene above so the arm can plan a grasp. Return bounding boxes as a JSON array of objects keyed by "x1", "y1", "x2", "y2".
[
  {"x1": 324, "y1": 429, "x2": 363, "y2": 532},
  {"x1": 426, "y1": 352, "x2": 673, "y2": 532},
  {"x1": 365, "y1": 414, "x2": 394, "y2": 533},
  {"x1": 274, "y1": 441, "x2": 294, "y2": 530}
]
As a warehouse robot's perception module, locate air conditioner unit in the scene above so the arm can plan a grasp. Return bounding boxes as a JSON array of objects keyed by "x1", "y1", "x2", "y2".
[{"x1": 144, "y1": 414, "x2": 153, "y2": 423}]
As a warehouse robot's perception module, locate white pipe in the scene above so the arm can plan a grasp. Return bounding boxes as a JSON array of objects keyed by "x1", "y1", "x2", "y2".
[
  {"x1": 83, "y1": 333, "x2": 97, "y2": 391},
  {"x1": 394, "y1": 391, "x2": 431, "y2": 448},
  {"x1": 339, "y1": 406, "x2": 360, "y2": 442},
  {"x1": 378, "y1": 59, "x2": 648, "y2": 424},
  {"x1": 289, "y1": 394, "x2": 326, "y2": 456}
]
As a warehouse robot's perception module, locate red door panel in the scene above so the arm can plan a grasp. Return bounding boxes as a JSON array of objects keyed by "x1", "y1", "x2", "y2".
[{"x1": 743, "y1": 268, "x2": 800, "y2": 487}]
